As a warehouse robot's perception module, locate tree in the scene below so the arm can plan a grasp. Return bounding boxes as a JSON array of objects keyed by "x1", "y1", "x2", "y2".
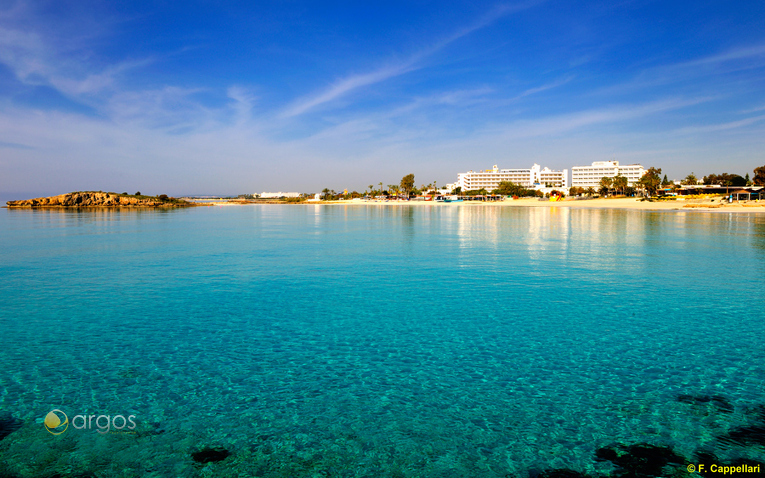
[
  {"x1": 640, "y1": 167, "x2": 662, "y2": 197},
  {"x1": 400, "y1": 174, "x2": 415, "y2": 197},
  {"x1": 585, "y1": 187, "x2": 595, "y2": 197},
  {"x1": 613, "y1": 175, "x2": 628, "y2": 195},
  {"x1": 322, "y1": 188, "x2": 331, "y2": 200},
  {"x1": 135, "y1": 191, "x2": 141, "y2": 196},
  {"x1": 662, "y1": 174, "x2": 670, "y2": 186},
  {"x1": 682, "y1": 173, "x2": 698, "y2": 185},
  {"x1": 495, "y1": 181, "x2": 538, "y2": 197},
  {"x1": 703, "y1": 173, "x2": 746, "y2": 187},
  {"x1": 599, "y1": 177, "x2": 613, "y2": 197},
  {"x1": 745, "y1": 173, "x2": 752, "y2": 186},
  {"x1": 754, "y1": 166, "x2": 765, "y2": 186}
]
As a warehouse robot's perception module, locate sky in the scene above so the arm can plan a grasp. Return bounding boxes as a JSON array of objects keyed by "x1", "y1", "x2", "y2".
[{"x1": 1, "y1": 0, "x2": 765, "y2": 197}]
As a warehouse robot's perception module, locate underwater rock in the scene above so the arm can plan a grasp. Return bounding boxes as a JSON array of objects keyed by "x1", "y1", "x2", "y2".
[
  {"x1": 594, "y1": 446, "x2": 619, "y2": 462},
  {"x1": 747, "y1": 404, "x2": 765, "y2": 423},
  {"x1": 0, "y1": 413, "x2": 22, "y2": 441},
  {"x1": 191, "y1": 446, "x2": 231, "y2": 464},
  {"x1": 535, "y1": 469, "x2": 589, "y2": 478},
  {"x1": 593, "y1": 443, "x2": 684, "y2": 477},
  {"x1": 677, "y1": 394, "x2": 734, "y2": 413},
  {"x1": 718, "y1": 425, "x2": 765, "y2": 447}
]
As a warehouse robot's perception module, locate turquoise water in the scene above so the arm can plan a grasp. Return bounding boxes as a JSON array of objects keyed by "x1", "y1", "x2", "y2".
[{"x1": 1, "y1": 205, "x2": 764, "y2": 477}]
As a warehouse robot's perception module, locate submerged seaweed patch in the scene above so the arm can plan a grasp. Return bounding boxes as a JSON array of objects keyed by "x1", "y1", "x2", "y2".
[
  {"x1": 677, "y1": 394, "x2": 734, "y2": 413},
  {"x1": 717, "y1": 402, "x2": 765, "y2": 448},
  {"x1": 594, "y1": 443, "x2": 684, "y2": 477},
  {"x1": 191, "y1": 446, "x2": 231, "y2": 464},
  {"x1": 535, "y1": 469, "x2": 590, "y2": 478},
  {"x1": 718, "y1": 425, "x2": 765, "y2": 447},
  {"x1": 0, "y1": 413, "x2": 22, "y2": 441}
]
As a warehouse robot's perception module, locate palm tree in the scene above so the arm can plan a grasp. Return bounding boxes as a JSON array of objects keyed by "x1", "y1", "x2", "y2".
[
  {"x1": 585, "y1": 187, "x2": 595, "y2": 197},
  {"x1": 321, "y1": 188, "x2": 330, "y2": 200},
  {"x1": 682, "y1": 173, "x2": 697, "y2": 186},
  {"x1": 613, "y1": 175, "x2": 628, "y2": 195},
  {"x1": 599, "y1": 177, "x2": 613, "y2": 197}
]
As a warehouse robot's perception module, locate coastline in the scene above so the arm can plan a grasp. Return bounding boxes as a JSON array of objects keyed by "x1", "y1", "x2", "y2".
[
  {"x1": 307, "y1": 197, "x2": 765, "y2": 213},
  {"x1": 6, "y1": 195, "x2": 765, "y2": 213}
]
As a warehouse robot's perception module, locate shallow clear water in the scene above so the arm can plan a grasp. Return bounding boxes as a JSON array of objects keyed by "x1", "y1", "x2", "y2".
[{"x1": 1, "y1": 205, "x2": 764, "y2": 477}]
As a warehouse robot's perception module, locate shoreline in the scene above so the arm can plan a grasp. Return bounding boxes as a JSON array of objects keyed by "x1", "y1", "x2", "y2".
[
  {"x1": 6, "y1": 196, "x2": 765, "y2": 213},
  {"x1": 304, "y1": 197, "x2": 765, "y2": 213}
]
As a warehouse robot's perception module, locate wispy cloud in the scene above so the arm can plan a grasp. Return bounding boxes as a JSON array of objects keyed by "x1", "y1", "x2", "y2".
[
  {"x1": 49, "y1": 58, "x2": 154, "y2": 96},
  {"x1": 499, "y1": 97, "x2": 710, "y2": 139},
  {"x1": 739, "y1": 104, "x2": 765, "y2": 114},
  {"x1": 594, "y1": 42, "x2": 765, "y2": 98},
  {"x1": 281, "y1": 2, "x2": 542, "y2": 118},
  {"x1": 0, "y1": 9, "x2": 152, "y2": 99},
  {"x1": 679, "y1": 44, "x2": 765, "y2": 67},
  {"x1": 509, "y1": 76, "x2": 574, "y2": 101},
  {"x1": 674, "y1": 114, "x2": 765, "y2": 135},
  {"x1": 0, "y1": 140, "x2": 34, "y2": 150}
]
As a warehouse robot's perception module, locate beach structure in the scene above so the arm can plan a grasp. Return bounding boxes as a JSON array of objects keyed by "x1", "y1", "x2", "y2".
[
  {"x1": 571, "y1": 161, "x2": 645, "y2": 188},
  {"x1": 260, "y1": 192, "x2": 301, "y2": 198},
  {"x1": 456, "y1": 164, "x2": 568, "y2": 192},
  {"x1": 677, "y1": 185, "x2": 763, "y2": 198}
]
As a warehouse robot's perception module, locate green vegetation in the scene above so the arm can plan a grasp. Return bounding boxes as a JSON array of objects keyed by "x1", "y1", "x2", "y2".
[
  {"x1": 114, "y1": 192, "x2": 184, "y2": 203},
  {"x1": 703, "y1": 173, "x2": 746, "y2": 187},
  {"x1": 638, "y1": 167, "x2": 662, "y2": 197},
  {"x1": 492, "y1": 181, "x2": 537, "y2": 197},
  {"x1": 613, "y1": 175, "x2": 628, "y2": 195},
  {"x1": 599, "y1": 177, "x2": 612, "y2": 196},
  {"x1": 754, "y1": 166, "x2": 765, "y2": 186},
  {"x1": 400, "y1": 174, "x2": 415, "y2": 197}
]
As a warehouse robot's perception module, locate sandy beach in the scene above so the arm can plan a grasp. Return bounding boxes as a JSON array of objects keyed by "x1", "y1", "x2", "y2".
[{"x1": 313, "y1": 196, "x2": 765, "y2": 213}]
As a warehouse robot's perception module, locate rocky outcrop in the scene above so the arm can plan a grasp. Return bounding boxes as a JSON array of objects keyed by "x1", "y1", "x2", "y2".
[{"x1": 6, "y1": 191, "x2": 194, "y2": 208}]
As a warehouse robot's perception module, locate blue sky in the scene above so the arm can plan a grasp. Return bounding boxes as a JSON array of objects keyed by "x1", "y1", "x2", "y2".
[{"x1": 1, "y1": 0, "x2": 765, "y2": 197}]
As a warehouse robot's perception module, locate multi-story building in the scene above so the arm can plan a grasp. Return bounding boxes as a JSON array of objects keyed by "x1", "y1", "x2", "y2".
[
  {"x1": 456, "y1": 164, "x2": 568, "y2": 192},
  {"x1": 571, "y1": 161, "x2": 645, "y2": 188},
  {"x1": 259, "y1": 192, "x2": 301, "y2": 198}
]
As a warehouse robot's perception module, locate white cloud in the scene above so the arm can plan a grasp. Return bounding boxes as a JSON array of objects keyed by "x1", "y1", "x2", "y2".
[
  {"x1": 281, "y1": 2, "x2": 541, "y2": 118},
  {"x1": 674, "y1": 114, "x2": 765, "y2": 135}
]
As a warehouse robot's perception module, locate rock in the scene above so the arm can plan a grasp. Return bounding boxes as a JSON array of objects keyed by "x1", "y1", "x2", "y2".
[
  {"x1": 0, "y1": 413, "x2": 23, "y2": 441},
  {"x1": 6, "y1": 192, "x2": 194, "y2": 208},
  {"x1": 191, "y1": 446, "x2": 231, "y2": 464},
  {"x1": 536, "y1": 469, "x2": 590, "y2": 478},
  {"x1": 593, "y1": 443, "x2": 684, "y2": 477}
]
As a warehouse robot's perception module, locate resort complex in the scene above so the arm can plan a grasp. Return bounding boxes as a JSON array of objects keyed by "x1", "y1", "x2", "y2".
[
  {"x1": 571, "y1": 161, "x2": 645, "y2": 188},
  {"x1": 455, "y1": 164, "x2": 568, "y2": 192}
]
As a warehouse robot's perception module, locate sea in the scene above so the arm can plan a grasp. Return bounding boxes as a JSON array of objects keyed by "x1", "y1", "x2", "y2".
[{"x1": 1, "y1": 204, "x2": 764, "y2": 477}]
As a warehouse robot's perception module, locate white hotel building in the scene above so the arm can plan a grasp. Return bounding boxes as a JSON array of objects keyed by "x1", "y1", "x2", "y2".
[
  {"x1": 571, "y1": 161, "x2": 645, "y2": 188},
  {"x1": 456, "y1": 164, "x2": 568, "y2": 192},
  {"x1": 259, "y1": 192, "x2": 301, "y2": 198}
]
